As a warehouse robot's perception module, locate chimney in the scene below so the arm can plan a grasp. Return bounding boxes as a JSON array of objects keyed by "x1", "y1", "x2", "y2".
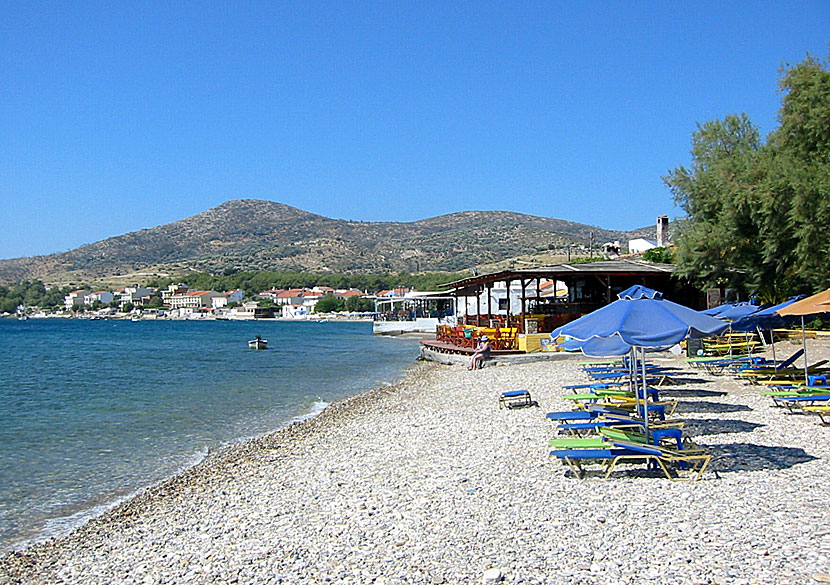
[{"x1": 657, "y1": 216, "x2": 669, "y2": 247}]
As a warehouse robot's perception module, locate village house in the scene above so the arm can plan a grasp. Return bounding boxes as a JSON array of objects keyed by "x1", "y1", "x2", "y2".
[
  {"x1": 168, "y1": 290, "x2": 225, "y2": 310},
  {"x1": 85, "y1": 291, "x2": 114, "y2": 305},
  {"x1": 64, "y1": 289, "x2": 91, "y2": 309},
  {"x1": 628, "y1": 238, "x2": 658, "y2": 254},
  {"x1": 119, "y1": 285, "x2": 155, "y2": 306},
  {"x1": 335, "y1": 289, "x2": 364, "y2": 300},
  {"x1": 224, "y1": 289, "x2": 244, "y2": 304},
  {"x1": 160, "y1": 284, "x2": 189, "y2": 304},
  {"x1": 257, "y1": 289, "x2": 284, "y2": 303},
  {"x1": 274, "y1": 289, "x2": 305, "y2": 306}
]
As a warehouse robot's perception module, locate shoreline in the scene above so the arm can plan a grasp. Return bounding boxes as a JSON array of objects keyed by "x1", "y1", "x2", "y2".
[
  {"x1": 0, "y1": 361, "x2": 435, "y2": 581},
  {"x1": 3, "y1": 342, "x2": 830, "y2": 583}
]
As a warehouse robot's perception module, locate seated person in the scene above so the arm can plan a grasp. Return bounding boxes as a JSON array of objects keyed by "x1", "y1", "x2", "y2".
[{"x1": 468, "y1": 335, "x2": 492, "y2": 370}]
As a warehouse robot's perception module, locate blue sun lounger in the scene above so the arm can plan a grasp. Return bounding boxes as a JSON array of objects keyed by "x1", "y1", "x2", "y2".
[{"x1": 772, "y1": 394, "x2": 830, "y2": 412}]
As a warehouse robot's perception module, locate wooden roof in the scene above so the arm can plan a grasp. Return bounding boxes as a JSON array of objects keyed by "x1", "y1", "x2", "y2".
[{"x1": 441, "y1": 259, "x2": 675, "y2": 292}]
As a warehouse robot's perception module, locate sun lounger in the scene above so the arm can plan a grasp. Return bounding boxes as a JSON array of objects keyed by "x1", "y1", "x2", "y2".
[
  {"x1": 804, "y1": 405, "x2": 830, "y2": 424},
  {"x1": 545, "y1": 410, "x2": 594, "y2": 422},
  {"x1": 549, "y1": 446, "x2": 646, "y2": 479},
  {"x1": 549, "y1": 438, "x2": 710, "y2": 480},
  {"x1": 499, "y1": 390, "x2": 534, "y2": 409},
  {"x1": 549, "y1": 437, "x2": 607, "y2": 449},
  {"x1": 771, "y1": 394, "x2": 830, "y2": 412},
  {"x1": 605, "y1": 439, "x2": 712, "y2": 481}
]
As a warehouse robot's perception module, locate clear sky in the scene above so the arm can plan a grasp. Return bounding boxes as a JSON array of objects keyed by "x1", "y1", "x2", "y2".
[{"x1": 1, "y1": 2, "x2": 828, "y2": 259}]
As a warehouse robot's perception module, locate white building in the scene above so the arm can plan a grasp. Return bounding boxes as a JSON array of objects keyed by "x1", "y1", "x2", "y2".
[
  {"x1": 64, "y1": 289, "x2": 91, "y2": 309},
  {"x1": 274, "y1": 289, "x2": 306, "y2": 306},
  {"x1": 120, "y1": 285, "x2": 155, "y2": 306},
  {"x1": 85, "y1": 291, "x2": 114, "y2": 305},
  {"x1": 161, "y1": 284, "x2": 189, "y2": 303},
  {"x1": 281, "y1": 304, "x2": 309, "y2": 319},
  {"x1": 257, "y1": 289, "x2": 284, "y2": 302},
  {"x1": 301, "y1": 293, "x2": 324, "y2": 312},
  {"x1": 224, "y1": 289, "x2": 244, "y2": 304},
  {"x1": 168, "y1": 291, "x2": 225, "y2": 309},
  {"x1": 453, "y1": 280, "x2": 553, "y2": 317},
  {"x1": 628, "y1": 238, "x2": 658, "y2": 254}
]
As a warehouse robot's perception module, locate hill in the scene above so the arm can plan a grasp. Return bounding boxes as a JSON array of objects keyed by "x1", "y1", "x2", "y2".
[{"x1": 0, "y1": 200, "x2": 649, "y2": 285}]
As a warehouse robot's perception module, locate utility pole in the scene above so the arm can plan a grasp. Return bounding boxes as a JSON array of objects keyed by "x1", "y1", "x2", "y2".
[{"x1": 589, "y1": 232, "x2": 594, "y2": 258}]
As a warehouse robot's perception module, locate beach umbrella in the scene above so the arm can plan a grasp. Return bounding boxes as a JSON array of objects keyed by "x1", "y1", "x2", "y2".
[
  {"x1": 730, "y1": 296, "x2": 807, "y2": 363},
  {"x1": 617, "y1": 285, "x2": 662, "y2": 300},
  {"x1": 776, "y1": 289, "x2": 830, "y2": 383},
  {"x1": 559, "y1": 335, "x2": 636, "y2": 357},
  {"x1": 552, "y1": 292, "x2": 728, "y2": 438},
  {"x1": 731, "y1": 296, "x2": 806, "y2": 332},
  {"x1": 551, "y1": 292, "x2": 728, "y2": 349},
  {"x1": 559, "y1": 335, "x2": 672, "y2": 358},
  {"x1": 702, "y1": 302, "x2": 761, "y2": 320}
]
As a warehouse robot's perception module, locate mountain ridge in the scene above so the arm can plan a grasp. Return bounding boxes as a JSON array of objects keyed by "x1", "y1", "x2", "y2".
[{"x1": 0, "y1": 199, "x2": 669, "y2": 285}]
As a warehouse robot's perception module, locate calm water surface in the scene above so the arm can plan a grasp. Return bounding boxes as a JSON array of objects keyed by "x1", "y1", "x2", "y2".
[{"x1": 0, "y1": 319, "x2": 420, "y2": 550}]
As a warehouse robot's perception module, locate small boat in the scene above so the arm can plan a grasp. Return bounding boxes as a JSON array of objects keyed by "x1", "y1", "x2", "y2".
[{"x1": 248, "y1": 336, "x2": 268, "y2": 350}]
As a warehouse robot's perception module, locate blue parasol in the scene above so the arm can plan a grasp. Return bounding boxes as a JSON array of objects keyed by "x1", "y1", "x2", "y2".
[{"x1": 552, "y1": 293, "x2": 728, "y2": 439}]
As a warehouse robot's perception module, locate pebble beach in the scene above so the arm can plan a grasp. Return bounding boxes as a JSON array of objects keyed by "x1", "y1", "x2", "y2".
[{"x1": 2, "y1": 340, "x2": 830, "y2": 585}]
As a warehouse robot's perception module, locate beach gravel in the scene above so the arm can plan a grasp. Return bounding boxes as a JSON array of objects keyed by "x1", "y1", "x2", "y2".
[{"x1": 2, "y1": 339, "x2": 830, "y2": 584}]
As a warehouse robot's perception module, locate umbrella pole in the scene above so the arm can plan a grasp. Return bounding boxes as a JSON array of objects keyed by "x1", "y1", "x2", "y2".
[
  {"x1": 760, "y1": 325, "x2": 777, "y2": 364},
  {"x1": 641, "y1": 346, "x2": 649, "y2": 442},
  {"x1": 802, "y1": 315, "x2": 809, "y2": 384}
]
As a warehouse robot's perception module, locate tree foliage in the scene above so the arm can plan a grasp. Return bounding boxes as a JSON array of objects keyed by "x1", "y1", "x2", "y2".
[
  {"x1": 314, "y1": 296, "x2": 345, "y2": 313},
  {"x1": 0, "y1": 280, "x2": 70, "y2": 312},
  {"x1": 664, "y1": 53, "x2": 830, "y2": 301},
  {"x1": 641, "y1": 247, "x2": 675, "y2": 264}
]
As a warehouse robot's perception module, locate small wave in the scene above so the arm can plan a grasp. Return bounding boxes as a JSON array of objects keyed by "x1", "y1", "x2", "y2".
[
  {"x1": 291, "y1": 400, "x2": 329, "y2": 423},
  {"x1": 5, "y1": 447, "x2": 210, "y2": 553}
]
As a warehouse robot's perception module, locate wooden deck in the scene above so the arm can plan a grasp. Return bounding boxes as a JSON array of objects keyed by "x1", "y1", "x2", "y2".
[{"x1": 419, "y1": 339, "x2": 525, "y2": 355}]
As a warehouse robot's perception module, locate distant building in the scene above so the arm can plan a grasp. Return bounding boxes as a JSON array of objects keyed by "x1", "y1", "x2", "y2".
[
  {"x1": 602, "y1": 241, "x2": 622, "y2": 258},
  {"x1": 657, "y1": 215, "x2": 670, "y2": 247},
  {"x1": 281, "y1": 304, "x2": 308, "y2": 319},
  {"x1": 85, "y1": 291, "x2": 114, "y2": 305},
  {"x1": 224, "y1": 289, "x2": 244, "y2": 304},
  {"x1": 274, "y1": 289, "x2": 306, "y2": 305},
  {"x1": 628, "y1": 238, "x2": 658, "y2": 254},
  {"x1": 120, "y1": 285, "x2": 155, "y2": 306},
  {"x1": 161, "y1": 284, "x2": 189, "y2": 304},
  {"x1": 257, "y1": 289, "x2": 285, "y2": 302},
  {"x1": 64, "y1": 289, "x2": 91, "y2": 309},
  {"x1": 168, "y1": 291, "x2": 225, "y2": 309}
]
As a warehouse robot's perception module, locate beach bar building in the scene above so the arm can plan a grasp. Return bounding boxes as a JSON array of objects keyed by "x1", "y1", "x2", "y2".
[{"x1": 431, "y1": 260, "x2": 692, "y2": 351}]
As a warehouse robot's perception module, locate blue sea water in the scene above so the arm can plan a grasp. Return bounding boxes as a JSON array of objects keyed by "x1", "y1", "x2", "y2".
[{"x1": 0, "y1": 318, "x2": 420, "y2": 551}]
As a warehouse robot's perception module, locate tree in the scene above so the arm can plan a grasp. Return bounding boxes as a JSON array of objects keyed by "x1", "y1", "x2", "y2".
[
  {"x1": 345, "y1": 295, "x2": 373, "y2": 312},
  {"x1": 315, "y1": 296, "x2": 345, "y2": 313},
  {"x1": 664, "y1": 53, "x2": 830, "y2": 299},
  {"x1": 641, "y1": 247, "x2": 675, "y2": 264}
]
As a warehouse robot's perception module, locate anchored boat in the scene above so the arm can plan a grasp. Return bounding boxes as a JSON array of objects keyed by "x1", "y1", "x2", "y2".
[{"x1": 248, "y1": 336, "x2": 268, "y2": 350}]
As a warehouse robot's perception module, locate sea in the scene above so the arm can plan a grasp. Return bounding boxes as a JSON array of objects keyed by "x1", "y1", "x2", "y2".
[{"x1": 0, "y1": 318, "x2": 421, "y2": 552}]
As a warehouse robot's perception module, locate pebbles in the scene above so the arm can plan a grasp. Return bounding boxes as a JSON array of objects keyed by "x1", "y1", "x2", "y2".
[{"x1": 2, "y1": 340, "x2": 830, "y2": 584}]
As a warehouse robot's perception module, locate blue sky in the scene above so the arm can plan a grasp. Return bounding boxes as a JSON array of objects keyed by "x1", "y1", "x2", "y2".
[{"x1": 1, "y1": 2, "x2": 827, "y2": 259}]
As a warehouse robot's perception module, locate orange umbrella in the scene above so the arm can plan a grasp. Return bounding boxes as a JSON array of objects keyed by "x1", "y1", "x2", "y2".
[
  {"x1": 776, "y1": 289, "x2": 830, "y2": 383},
  {"x1": 776, "y1": 289, "x2": 830, "y2": 316}
]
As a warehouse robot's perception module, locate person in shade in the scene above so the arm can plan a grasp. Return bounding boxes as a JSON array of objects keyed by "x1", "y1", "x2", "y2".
[{"x1": 468, "y1": 335, "x2": 491, "y2": 370}]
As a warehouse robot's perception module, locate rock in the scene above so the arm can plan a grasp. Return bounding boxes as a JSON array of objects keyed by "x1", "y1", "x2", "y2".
[{"x1": 483, "y1": 568, "x2": 504, "y2": 582}]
